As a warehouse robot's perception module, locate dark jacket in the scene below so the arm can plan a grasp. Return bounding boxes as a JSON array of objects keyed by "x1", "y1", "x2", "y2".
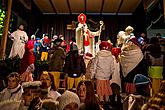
[
  {"x1": 48, "y1": 46, "x2": 66, "y2": 72},
  {"x1": 63, "y1": 50, "x2": 86, "y2": 78}
]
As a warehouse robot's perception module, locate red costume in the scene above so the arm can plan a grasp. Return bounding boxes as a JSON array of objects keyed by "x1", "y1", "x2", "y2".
[{"x1": 20, "y1": 40, "x2": 35, "y2": 74}]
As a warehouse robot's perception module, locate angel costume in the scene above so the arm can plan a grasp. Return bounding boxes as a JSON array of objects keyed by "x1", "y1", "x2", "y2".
[{"x1": 9, "y1": 29, "x2": 28, "y2": 59}]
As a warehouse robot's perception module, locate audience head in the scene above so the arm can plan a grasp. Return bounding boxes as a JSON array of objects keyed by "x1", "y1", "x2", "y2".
[
  {"x1": 22, "y1": 81, "x2": 42, "y2": 106},
  {"x1": 7, "y1": 72, "x2": 20, "y2": 89},
  {"x1": 77, "y1": 80, "x2": 100, "y2": 110},
  {"x1": 77, "y1": 81, "x2": 96, "y2": 103},
  {"x1": 58, "y1": 90, "x2": 80, "y2": 110},
  {"x1": 39, "y1": 71, "x2": 56, "y2": 91},
  {"x1": 42, "y1": 99, "x2": 59, "y2": 110}
]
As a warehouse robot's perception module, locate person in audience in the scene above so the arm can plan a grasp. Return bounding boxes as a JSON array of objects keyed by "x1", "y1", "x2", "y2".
[
  {"x1": 133, "y1": 74, "x2": 151, "y2": 97},
  {"x1": 77, "y1": 80, "x2": 103, "y2": 110},
  {"x1": 0, "y1": 72, "x2": 23, "y2": 102},
  {"x1": 19, "y1": 81, "x2": 42, "y2": 110},
  {"x1": 21, "y1": 64, "x2": 35, "y2": 82},
  {"x1": 41, "y1": 99, "x2": 59, "y2": 110},
  {"x1": 90, "y1": 41, "x2": 114, "y2": 103},
  {"x1": 58, "y1": 90, "x2": 80, "y2": 110},
  {"x1": 39, "y1": 71, "x2": 61, "y2": 100},
  {"x1": 141, "y1": 80, "x2": 165, "y2": 110},
  {"x1": 122, "y1": 74, "x2": 151, "y2": 110},
  {"x1": 63, "y1": 43, "x2": 86, "y2": 90}
]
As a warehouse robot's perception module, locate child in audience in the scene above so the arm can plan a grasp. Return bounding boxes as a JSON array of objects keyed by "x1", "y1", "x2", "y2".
[
  {"x1": 58, "y1": 90, "x2": 80, "y2": 110},
  {"x1": 19, "y1": 81, "x2": 42, "y2": 110},
  {"x1": 77, "y1": 80, "x2": 103, "y2": 110},
  {"x1": 39, "y1": 71, "x2": 61, "y2": 100},
  {"x1": 0, "y1": 72, "x2": 23, "y2": 102}
]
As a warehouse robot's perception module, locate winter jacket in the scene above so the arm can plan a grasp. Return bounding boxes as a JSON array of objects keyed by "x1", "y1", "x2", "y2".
[
  {"x1": 48, "y1": 46, "x2": 66, "y2": 72},
  {"x1": 90, "y1": 50, "x2": 114, "y2": 80},
  {"x1": 63, "y1": 50, "x2": 86, "y2": 78},
  {"x1": 0, "y1": 84, "x2": 23, "y2": 102}
]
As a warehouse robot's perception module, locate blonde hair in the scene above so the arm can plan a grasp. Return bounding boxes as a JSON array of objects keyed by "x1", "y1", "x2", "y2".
[{"x1": 125, "y1": 26, "x2": 134, "y2": 32}]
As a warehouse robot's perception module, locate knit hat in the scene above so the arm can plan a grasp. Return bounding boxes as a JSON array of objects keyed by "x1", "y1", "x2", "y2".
[
  {"x1": 42, "y1": 99, "x2": 59, "y2": 110},
  {"x1": 99, "y1": 41, "x2": 112, "y2": 50},
  {"x1": 133, "y1": 74, "x2": 151, "y2": 85},
  {"x1": 22, "y1": 81, "x2": 42, "y2": 89},
  {"x1": 58, "y1": 90, "x2": 80, "y2": 110}
]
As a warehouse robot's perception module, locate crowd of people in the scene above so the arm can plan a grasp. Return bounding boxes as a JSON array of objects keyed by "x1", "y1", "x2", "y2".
[{"x1": 0, "y1": 24, "x2": 164, "y2": 110}]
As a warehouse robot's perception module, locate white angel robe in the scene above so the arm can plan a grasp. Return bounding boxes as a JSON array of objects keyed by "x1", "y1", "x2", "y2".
[{"x1": 9, "y1": 29, "x2": 28, "y2": 59}]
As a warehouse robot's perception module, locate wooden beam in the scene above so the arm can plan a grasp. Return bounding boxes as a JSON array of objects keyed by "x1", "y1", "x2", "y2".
[
  {"x1": 49, "y1": 0, "x2": 57, "y2": 14},
  {"x1": 84, "y1": 0, "x2": 87, "y2": 14},
  {"x1": 116, "y1": 0, "x2": 124, "y2": 14},
  {"x1": 0, "y1": 0, "x2": 12, "y2": 59},
  {"x1": 100, "y1": 0, "x2": 105, "y2": 15},
  {"x1": 66, "y1": 0, "x2": 72, "y2": 14},
  {"x1": 164, "y1": 0, "x2": 165, "y2": 23}
]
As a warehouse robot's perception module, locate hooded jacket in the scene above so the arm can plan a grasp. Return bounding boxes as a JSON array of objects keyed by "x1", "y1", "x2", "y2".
[{"x1": 90, "y1": 50, "x2": 114, "y2": 80}]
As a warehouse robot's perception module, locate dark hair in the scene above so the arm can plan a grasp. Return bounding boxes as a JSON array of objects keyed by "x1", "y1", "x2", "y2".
[
  {"x1": 28, "y1": 97, "x2": 42, "y2": 110},
  {"x1": 150, "y1": 37, "x2": 159, "y2": 44},
  {"x1": 7, "y1": 72, "x2": 20, "y2": 83},
  {"x1": 71, "y1": 37, "x2": 76, "y2": 43},
  {"x1": 77, "y1": 81, "x2": 100, "y2": 110}
]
